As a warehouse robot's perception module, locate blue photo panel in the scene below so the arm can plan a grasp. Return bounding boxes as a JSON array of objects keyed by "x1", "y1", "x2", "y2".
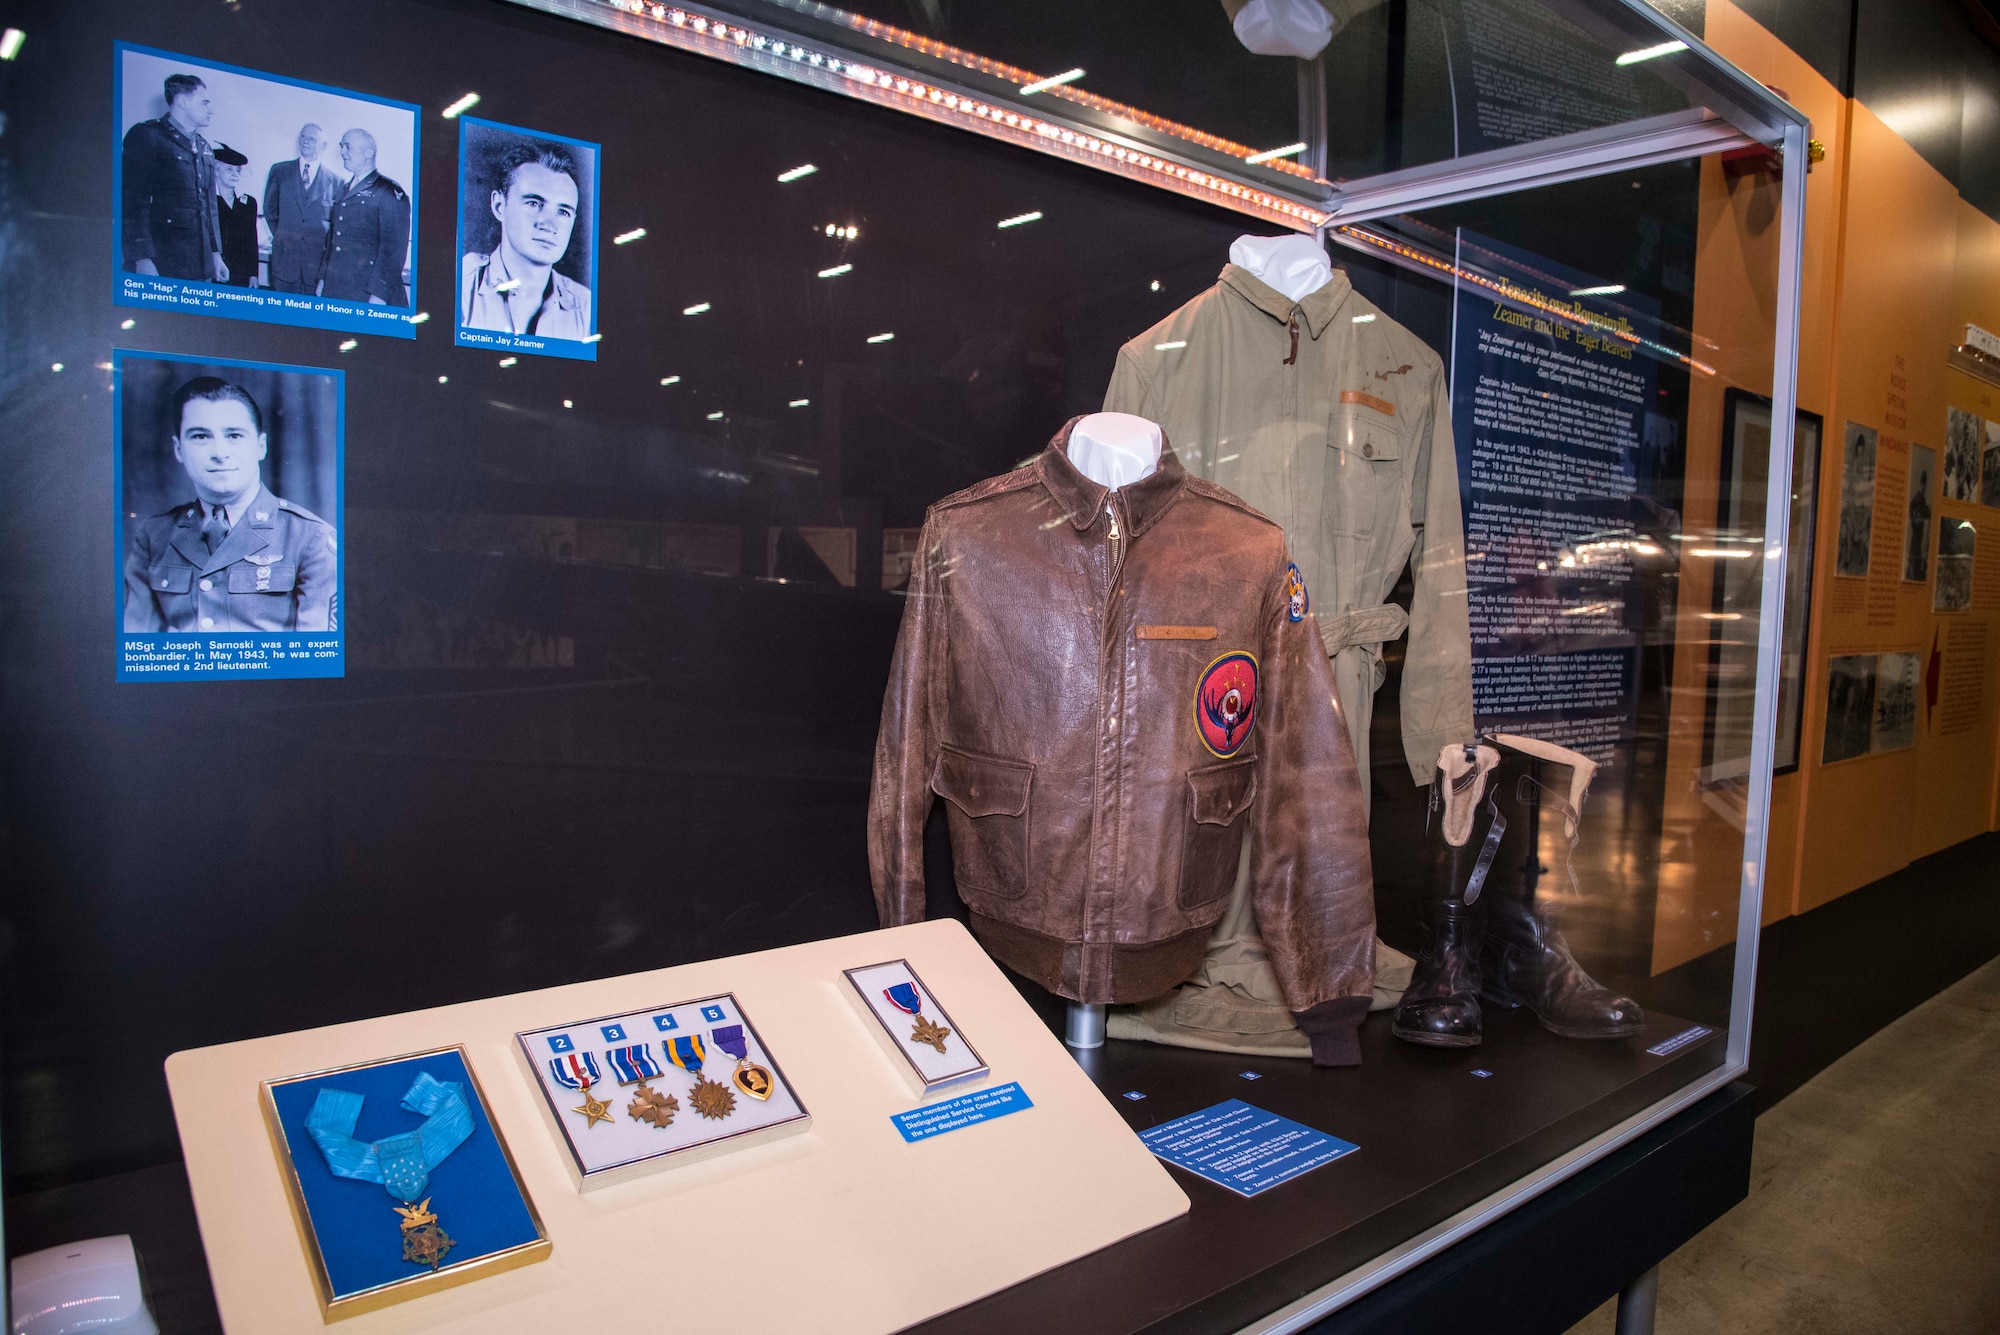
[
  {"x1": 115, "y1": 350, "x2": 344, "y2": 681},
  {"x1": 114, "y1": 42, "x2": 420, "y2": 338},
  {"x1": 266, "y1": 1048, "x2": 545, "y2": 1305},
  {"x1": 453, "y1": 116, "x2": 601, "y2": 361}
]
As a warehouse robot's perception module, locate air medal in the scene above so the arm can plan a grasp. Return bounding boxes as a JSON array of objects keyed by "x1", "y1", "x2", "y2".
[
  {"x1": 710, "y1": 1024, "x2": 774, "y2": 1101},
  {"x1": 885, "y1": 981, "x2": 953, "y2": 1054},
  {"x1": 549, "y1": 1053, "x2": 613, "y2": 1128},
  {"x1": 666, "y1": 1034, "x2": 736, "y2": 1120}
]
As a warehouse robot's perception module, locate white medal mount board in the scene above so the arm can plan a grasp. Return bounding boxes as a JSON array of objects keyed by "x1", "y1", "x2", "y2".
[
  {"x1": 517, "y1": 993, "x2": 809, "y2": 1191},
  {"x1": 166, "y1": 918, "x2": 1189, "y2": 1333},
  {"x1": 844, "y1": 959, "x2": 989, "y2": 1097}
]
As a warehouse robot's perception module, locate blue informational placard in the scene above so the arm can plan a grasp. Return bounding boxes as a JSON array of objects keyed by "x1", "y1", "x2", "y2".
[
  {"x1": 890, "y1": 1081, "x2": 1033, "y2": 1142},
  {"x1": 114, "y1": 350, "x2": 345, "y2": 681},
  {"x1": 113, "y1": 43, "x2": 420, "y2": 338},
  {"x1": 1140, "y1": 1099, "x2": 1357, "y2": 1198},
  {"x1": 452, "y1": 117, "x2": 601, "y2": 362},
  {"x1": 1449, "y1": 230, "x2": 1662, "y2": 756}
]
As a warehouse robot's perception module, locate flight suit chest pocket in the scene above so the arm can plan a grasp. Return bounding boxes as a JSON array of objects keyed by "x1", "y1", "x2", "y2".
[
  {"x1": 931, "y1": 745, "x2": 1033, "y2": 900},
  {"x1": 1179, "y1": 756, "x2": 1258, "y2": 908},
  {"x1": 148, "y1": 564, "x2": 193, "y2": 595},
  {"x1": 228, "y1": 562, "x2": 297, "y2": 594},
  {"x1": 1327, "y1": 396, "x2": 1403, "y2": 539}
]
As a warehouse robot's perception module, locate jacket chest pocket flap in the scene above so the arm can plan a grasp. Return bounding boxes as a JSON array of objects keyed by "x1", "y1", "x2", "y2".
[
  {"x1": 931, "y1": 746, "x2": 1033, "y2": 899},
  {"x1": 148, "y1": 564, "x2": 194, "y2": 595},
  {"x1": 1179, "y1": 756, "x2": 1258, "y2": 908},
  {"x1": 1333, "y1": 398, "x2": 1402, "y2": 463},
  {"x1": 228, "y1": 562, "x2": 298, "y2": 594}
]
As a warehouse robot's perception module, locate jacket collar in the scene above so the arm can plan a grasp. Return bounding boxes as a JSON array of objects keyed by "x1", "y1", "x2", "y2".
[
  {"x1": 1038, "y1": 416, "x2": 1189, "y2": 536},
  {"x1": 1218, "y1": 262, "x2": 1351, "y2": 338}
]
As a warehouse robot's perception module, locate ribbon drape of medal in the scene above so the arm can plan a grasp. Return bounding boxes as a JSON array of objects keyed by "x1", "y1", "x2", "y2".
[
  {"x1": 608, "y1": 1043, "x2": 679, "y2": 1128},
  {"x1": 666, "y1": 1033, "x2": 736, "y2": 1120},
  {"x1": 304, "y1": 1073, "x2": 471, "y2": 1271},
  {"x1": 709, "y1": 1024, "x2": 774, "y2": 1102},
  {"x1": 549, "y1": 1052, "x2": 613, "y2": 1128},
  {"x1": 885, "y1": 982, "x2": 953, "y2": 1054}
]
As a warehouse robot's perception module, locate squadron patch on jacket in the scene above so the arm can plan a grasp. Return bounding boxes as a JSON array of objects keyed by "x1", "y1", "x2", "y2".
[
  {"x1": 1285, "y1": 564, "x2": 1309, "y2": 622},
  {"x1": 1195, "y1": 651, "x2": 1259, "y2": 758}
]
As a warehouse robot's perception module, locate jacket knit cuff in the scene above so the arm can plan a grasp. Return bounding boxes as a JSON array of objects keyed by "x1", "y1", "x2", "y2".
[{"x1": 1291, "y1": 995, "x2": 1371, "y2": 1067}]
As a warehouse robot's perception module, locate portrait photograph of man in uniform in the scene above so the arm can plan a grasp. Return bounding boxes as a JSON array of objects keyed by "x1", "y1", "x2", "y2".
[
  {"x1": 116, "y1": 350, "x2": 344, "y2": 682},
  {"x1": 115, "y1": 44, "x2": 418, "y2": 336},
  {"x1": 455, "y1": 117, "x2": 599, "y2": 359}
]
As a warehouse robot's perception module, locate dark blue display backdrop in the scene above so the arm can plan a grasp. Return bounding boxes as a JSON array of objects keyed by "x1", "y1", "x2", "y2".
[
  {"x1": 267, "y1": 1049, "x2": 542, "y2": 1302},
  {"x1": 1449, "y1": 231, "x2": 1661, "y2": 757}
]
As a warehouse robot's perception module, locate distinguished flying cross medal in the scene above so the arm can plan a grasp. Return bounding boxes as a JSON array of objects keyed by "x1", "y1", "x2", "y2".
[
  {"x1": 667, "y1": 1034, "x2": 736, "y2": 1120},
  {"x1": 710, "y1": 1023, "x2": 774, "y2": 1101},
  {"x1": 303, "y1": 1073, "x2": 473, "y2": 1273},
  {"x1": 550, "y1": 1052, "x2": 613, "y2": 1128},
  {"x1": 607, "y1": 1043, "x2": 678, "y2": 1128},
  {"x1": 885, "y1": 981, "x2": 952, "y2": 1054}
]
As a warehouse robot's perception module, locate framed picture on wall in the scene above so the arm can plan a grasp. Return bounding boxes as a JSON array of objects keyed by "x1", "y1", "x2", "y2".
[{"x1": 1704, "y1": 391, "x2": 1823, "y2": 781}]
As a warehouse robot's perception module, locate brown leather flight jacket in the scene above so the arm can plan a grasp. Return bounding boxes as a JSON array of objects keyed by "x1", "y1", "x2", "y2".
[{"x1": 869, "y1": 421, "x2": 1376, "y2": 1054}]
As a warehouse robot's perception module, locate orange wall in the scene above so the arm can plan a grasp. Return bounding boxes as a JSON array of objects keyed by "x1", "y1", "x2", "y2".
[{"x1": 1653, "y1": 2, "x2": 2000, "y2": 962}]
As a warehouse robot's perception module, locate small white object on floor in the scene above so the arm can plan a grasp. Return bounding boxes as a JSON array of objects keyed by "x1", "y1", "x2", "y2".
[{"x1": 9, "y1": 1235, "x2": 159, "y2": 1335}]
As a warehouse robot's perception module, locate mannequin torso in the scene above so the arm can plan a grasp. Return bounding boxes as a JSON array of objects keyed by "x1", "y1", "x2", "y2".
[
  {"x1": 1229, "y1": 233, "x2": 1333, "y2": 303},
  {"x1": 1068, "y1": 411, "x2": 1163, "y2": 488}
]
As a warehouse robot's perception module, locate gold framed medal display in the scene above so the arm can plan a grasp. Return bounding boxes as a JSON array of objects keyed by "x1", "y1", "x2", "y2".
[
  {"x1": 260, "y1": 1045, "x2": 552, "y2": 1323},
  {"x1": 515, "y1": 993, "x2": 810, "y2": 1191}
]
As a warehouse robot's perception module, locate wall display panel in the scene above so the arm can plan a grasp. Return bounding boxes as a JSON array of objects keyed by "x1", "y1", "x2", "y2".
[{"x1": 453, "y1": 116, "x2": 602, "y2": 360}]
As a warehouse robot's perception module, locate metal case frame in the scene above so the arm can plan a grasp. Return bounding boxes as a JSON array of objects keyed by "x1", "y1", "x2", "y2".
[
  {"x1": 494, "y1": 0, "x2": 1807, "y2": 1323},
  {"x1": 843, "y1": 958, "x2": 990, "y2": 1097}
]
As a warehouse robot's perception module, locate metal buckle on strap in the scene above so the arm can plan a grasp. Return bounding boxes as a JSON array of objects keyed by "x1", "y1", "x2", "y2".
[{"x1": 1462, "y1": 792, "x2": 1506, "y2": 906}]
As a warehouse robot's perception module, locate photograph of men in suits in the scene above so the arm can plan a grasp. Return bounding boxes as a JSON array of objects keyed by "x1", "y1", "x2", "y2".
[
  {"x1": 263, "y1": 123, "x2": 342, "y2": 294},
  {"x1": 120, "y1": 71, "x2": 225, "y2": 282}
]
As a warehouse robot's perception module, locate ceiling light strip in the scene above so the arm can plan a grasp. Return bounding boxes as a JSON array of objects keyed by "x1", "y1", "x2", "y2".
[{"x1": 582, "y1": 0, "x2": 1329, "y2": 230}]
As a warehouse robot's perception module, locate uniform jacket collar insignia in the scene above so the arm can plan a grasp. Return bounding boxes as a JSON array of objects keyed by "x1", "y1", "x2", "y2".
[
  {"x1": 1218, "y1": 262, "x2": 1352, "y2": 339},
  {"x1": 1038, "y1": 415, "x2": 1189, "y2": 538}
]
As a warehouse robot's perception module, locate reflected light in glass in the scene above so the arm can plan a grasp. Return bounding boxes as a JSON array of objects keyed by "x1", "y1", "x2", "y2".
[
  {"x1": 776, "y1": 163, "x2": 818, "y2": 182},
  {"x1": 437, "y1": 376, "x2": 448, "y2": 384},
  {"x1": 683, "y1": 301, "x2": 711, "y2": 315},
  {"x1": 120, "y1": 319, "x2": 135, "y2": 329},
  {"x1": 338, "y1": 339, "x2": 358, "y2": 352},
  {"x1": 1018, "y1": 68, "x2": 1085, "y2": 96},
  {"x1": 440, "y1": 92, "x2": 481, "y2": 118},
  {"x1": 818, "y1": 263, "x2": 853, "y2": 277},
  {"x1": 1691, "y1": 548, "x2": 1758, "y2": 559},
  {"x1": 1352, "y1": 313, "x2": 1376, "y2": 323},
  {"x1": 1154, "y1": 340, "x2": 1187, "y2": 351},
  {"x1": 50, "y1": 363, "x2": 62, "y2": 372},
  {"x1": 1569, "y1": 284, "x2": 1626, "y2": 297},
  {"x1": 613, "y1": 227, "x2": 648, "y2": 244},
  {"x1": 996, "y1": 211, "x2": 1043, "y2": 229},
  {"x1": 866, "y1": 332, "x2": 894, "y2": 343},
  {"x1": 0, "y1": 29, "x2": 23, "y2": 61},
  {"x1": 1244, "y1": 142, "x2": 1307, "y2": 165},
  {"x1": 1615, "y1": 40, "x2": 1687, "y2": 66},
  {"x1": 789, "y1": 398, "x2": 810, "y2": 407},
  {"x1": 660, "y1": 375, "x2": 682, "y2": 385},
  {"x1": 499, "y1": 356, "x2": 518, "y2": 367},
  {"x1": 706, "y1": 411, "x2": 724, "y2": 420},
  {"x1": 407, "y1": 310, "x2": 431, "y2": 324}
]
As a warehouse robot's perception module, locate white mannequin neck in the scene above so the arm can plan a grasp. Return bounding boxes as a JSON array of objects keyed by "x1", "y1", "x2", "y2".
[
  {"x1": 1069, "y1": 412, "x2": 1163, "y2": 490},
  {"x1": 1230, "y1": 233, "x2": 1334, "y2": 303}
]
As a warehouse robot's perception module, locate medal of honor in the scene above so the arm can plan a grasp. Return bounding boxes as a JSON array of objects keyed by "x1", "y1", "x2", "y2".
[
  {"x1": 304, "y1": 1073, "x2": 473, "y2": 1272},
  {"x1": 710, "y1": 1024, "x2": 774, "y2": 1101},
  {"x1": 607, "y1": 1044, "x2": 678, "y2": 1128},
  {"x1": 549, "y1": 1053, "x2": 613, "y2": 1128},
  {"x1": 885, "y1": 981, "x2": 953, "y2": 1054},
  {"x1": 665, "y1": 1034, "x2": 736, "y2": 1120}
]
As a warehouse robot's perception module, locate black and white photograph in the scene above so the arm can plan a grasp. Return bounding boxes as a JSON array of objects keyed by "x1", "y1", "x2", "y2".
[
  {"x1": 1822, "y1": 653, "x2": 1877, "y2": 764},
  {"x1": 115, "y1": 43, "x2": 419, "y2": 338},
  {"x1": 1873, "y1": 651, "x2": 1919, "y2": 752},
  {"x1": 1836, "y1": 421, "x2": 1876, "y2": 578},
  {"x1": 1905, "y1": 443, "x2": 1934, "y2": 582},
  {"x1": 1944, "y1": 406, "x2": 1981, "y2": 502},
  {"x1": 1982, "y1": 417, "x2": 2000, "y2": 508},
  {"x1": 454, "y1": 116, "x2": 600, "y2": 361},
  {"x1": 1935, "y1": 517, "x2": 1976, "y2": 613},
  {"x1": 116, "y1": 350, "x2": 344, "y2": 682}
]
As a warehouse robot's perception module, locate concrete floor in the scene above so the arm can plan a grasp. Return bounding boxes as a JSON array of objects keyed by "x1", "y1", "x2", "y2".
[{"x1": 1567, "y1": 955, "x2": 2000, "y2": 1334}]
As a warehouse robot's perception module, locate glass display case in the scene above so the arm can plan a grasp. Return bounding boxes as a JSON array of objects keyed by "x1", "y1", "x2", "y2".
[{"x1": 0, "y1": 0, "x2": 1805, "y2": 1327}]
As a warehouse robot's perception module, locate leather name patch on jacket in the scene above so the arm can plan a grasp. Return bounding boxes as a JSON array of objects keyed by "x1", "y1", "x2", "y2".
[
  {"x1": 1137, "y1": 625, "x2": 1218, "y2": 640},
  {"x1": 1339, "y1": 390, "x2": 1396, "y2": 416}
]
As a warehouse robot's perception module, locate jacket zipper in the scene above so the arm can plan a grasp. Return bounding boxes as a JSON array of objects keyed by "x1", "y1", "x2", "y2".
[{"x1": 1284, "y1": 313, "x2": 1300, "y2": 365}]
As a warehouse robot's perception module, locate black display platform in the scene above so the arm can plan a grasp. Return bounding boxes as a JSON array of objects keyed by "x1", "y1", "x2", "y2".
[{"x1": 914, "y1": 1001, "x2": 1727, "y2": 1334}]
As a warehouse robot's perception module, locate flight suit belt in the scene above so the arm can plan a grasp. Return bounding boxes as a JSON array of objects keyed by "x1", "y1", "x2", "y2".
[{"x1": 1319, "y1": 604, "x2": 1410, "y2": 656}]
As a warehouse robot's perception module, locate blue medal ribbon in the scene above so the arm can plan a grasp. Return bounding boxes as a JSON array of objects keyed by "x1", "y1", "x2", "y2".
[
  {"x1": 305, "y1": 1073, "x2": 475, "y2": 1204},
  {"x1": 665, "y1": 1034, "x2": 706, "y2": 1074},
  {"x1": 885, "y1": 982, "x2": 922, "y2": 1015},
  {"x1": 606, "y1": 1044, "x2": 663, "y2": 1084}
]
